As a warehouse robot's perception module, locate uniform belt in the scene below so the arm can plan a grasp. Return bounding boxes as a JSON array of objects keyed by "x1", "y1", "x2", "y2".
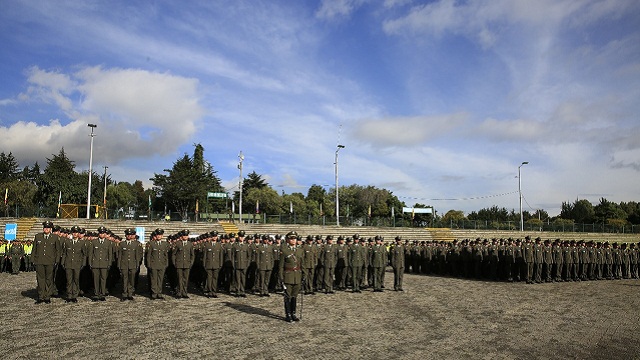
[{"x1": 284, "y1": 266, "x2": 300, "y2": 272}]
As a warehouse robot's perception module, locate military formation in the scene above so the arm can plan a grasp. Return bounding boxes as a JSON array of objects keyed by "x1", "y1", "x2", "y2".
[
  {"x1": 13, "y1": 221, "x2": 639, "y2": 322},
  {"x1": 14, "y1": 222, "x2": 408, "y2": 322},
  {"x1": 400, "y1": 236, "x2": 640, "y2": 283}
]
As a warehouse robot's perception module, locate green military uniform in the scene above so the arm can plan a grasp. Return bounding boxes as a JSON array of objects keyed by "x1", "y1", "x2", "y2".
[
  {"x1": 171, "y1": 231, "x2": 195, "y2": 298},
  {"x1": 32, "y1": 221, "x2": 61, "y2": 303},
  {"x1": 321, "y1": 236, "x2": 337, "y2": 293},
  {"x1": 202, "y1": 232, "x2": 223, "y2": 298},
  {"x1": 10, "y1": 241, "x2": 24, "y2": 274},
  {"x1": 279, "y1": 232, "x2": 304, "y2": 322},
  {"x1": 301, "y1": 239, "x2": 316, "y2": 294},
  {"x1": 256, "y1": 239, "x2": 274, "y2": 296},
  {"x1": 61, "y1": 228, "x2": 86, "y2": 302},
  {"x1": 370, "y1": 237, "x2": 387, "y2": 291},
  {"x1": 145, "y1": 229, "x2": 169, "y2": 299},
  {"x1": 89, "y1": 233, "x2": 114, "y2": 300},
  {"x1": 390, "y1": 238, "x2": 405, "y2": 291},
  {"x1": 232, "y1": 235, "x2": 249, "y2": 297},
  {"x1": 118, "y1": 228, "x2": 143, "y2": 300},
  {"x1": 349, "y1": 239, "x2": 365, "y2": 292}
]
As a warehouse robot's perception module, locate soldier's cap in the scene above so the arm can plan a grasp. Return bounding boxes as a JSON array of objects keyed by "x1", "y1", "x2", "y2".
[
  {"x1": 286, "y1": 231, "x2": 298, "y2": 239},
  {"x1": 325, "y1": 235, "x2": 334, "y2": 240},
  {"x1": 261, "y1": 234, "x2": 268, "y2": 240},
  {"x1": 42, "y1": 221, "x2": 54, "y2": 228},
  {"x1": 125, "y1": 228, "x2": 136, "y2": 235},
  {"x1": 210, "y1": 230, "x2": 219, "y2": 236},
  {"x1": 179, "y1": 229, "x2": 190, "y2": 237},
  {"x1": 315, "y1": 235, "x2": 321, "y2": 240},
  {"x1": 375, "y1": 235, "x2": 382, "y2": 241},
  {"x1": 155, "y1": 228, "x2": 165, "y2": 235},
  {"x1": 395, "y1": 236, "x2": 402, "y2": 241},
  {"x1": 353, "y1": 233, "x2": 360, "y2": 239},
  {"x1": 346, "y1": 238, "x2": 352, "y2": 243},
  {"x1": 275, "y1": 234, "x2": 282, "y2": 240},
  {"x1": 306, "y1": 235, "x2": 313, "y2": 241},
  {"x1": 238, "y1": 230, "x2": 246, "y2": 237},
  {"x1": 98, "y1": 226, "x2": 108, "y2": 234},
  {"x1": 337, "y1": 236, "x2": 344, "y2": 241},
  {"x1": 53, "y1": 225, "x2": 61, "y2": 232},
  {"x1": 71, "y1": 225, "x2": 82, "y2": 233}
]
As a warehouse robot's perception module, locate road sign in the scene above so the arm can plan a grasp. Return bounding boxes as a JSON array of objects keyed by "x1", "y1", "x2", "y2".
[{"x1": 207, "y1": 192, "x2": 227, "y2": 198}]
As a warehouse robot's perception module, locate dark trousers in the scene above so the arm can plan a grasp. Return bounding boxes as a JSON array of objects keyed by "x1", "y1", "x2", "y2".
[
  {"x1": 257, "y1": 269, "x2": 271, "y2": 295},
  {"x1": 351, "y1": 265, "x2": 362, "y2": 291},
  {"x1": 303, "y1": 268, "x2": 314, "y2": 293},
  {"x1": 393, "y1": 266, "x2": 404, "y2": 290},
  {"x1": 120, "y1": 267, "x2": 137, "y2": 297},
  {"x1": 92, "y1": 268, "x2": 109, "y2": 297},
  {"x1": 148, "y1": 267, "x2": 166, "y2": 297},
  {"x1": 234, "y1": 268, "x2": 246, "y2": 295},
  {"x1": 65, "y1": 267, "x2": 81, "y2": 299},
  {"x1": 323, "y1": 266, "x2": 335, "y2": 292},
  {"x1": 373, "y1": 267, "x2": 384, "y2": 290},
  {"x1": 204, "y1": 268, "x2": 220, "y2": 294},
  {"x1": 36, "y1": 264, "x2": 55, "y2": 301},
  {"x1": 176, "y1": 267, "x2": 191, "y2": 297}
]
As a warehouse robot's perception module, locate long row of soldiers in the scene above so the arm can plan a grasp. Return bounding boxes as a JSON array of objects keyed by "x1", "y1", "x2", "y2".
[
  {"x1": 27, "y1": 222, "x2": 407, "y2": 312},
  {"x1": 401, "y1": 236, "x2": 640, "y2": 283}
]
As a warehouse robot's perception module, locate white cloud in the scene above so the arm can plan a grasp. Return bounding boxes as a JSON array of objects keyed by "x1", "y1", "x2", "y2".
[
  {"x1": 316, "y1": 0, "x2": 367, "y2": 20},
  {"x1": 0, "y1": 66, "x2": 203, "y2": 168},
  {"x1": 351, "y1": 113, "x2": 468, "y2": 147}
]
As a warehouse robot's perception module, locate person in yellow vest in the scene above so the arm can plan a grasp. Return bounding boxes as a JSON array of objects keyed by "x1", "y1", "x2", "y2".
[
  {"x1": 0, "y1": 239, "x2": 8, "y2": 273},
  {"x1": 24, "y1": 240, "x2": 34, "y2": 272}
]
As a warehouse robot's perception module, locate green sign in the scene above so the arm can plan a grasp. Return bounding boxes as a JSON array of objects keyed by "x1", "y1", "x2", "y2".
[{"x1": 207, "y1": 192, "x2": 227, "y2": 198}]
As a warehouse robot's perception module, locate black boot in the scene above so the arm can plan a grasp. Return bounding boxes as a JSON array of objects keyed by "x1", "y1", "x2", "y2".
[
  {"x1": 290, "y1": 298, "x2": 299, "y2": 322},
  {"x1": 283, "y1": 297, "x2": 292, "y2": 322}
]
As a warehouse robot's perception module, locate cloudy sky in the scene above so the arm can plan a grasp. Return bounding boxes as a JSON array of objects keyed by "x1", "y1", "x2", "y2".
[{"x1": 1, "y1": 0, "x2": 639, "y2": 216}]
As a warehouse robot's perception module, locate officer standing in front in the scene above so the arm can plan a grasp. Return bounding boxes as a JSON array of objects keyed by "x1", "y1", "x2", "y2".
[
  {"x1": 32, "y1": 221, "x2": 61, "y2": 304},
  {"x1": 89, "y1": 227, "x2": 114, "y2": 301},
  {"x1": 172, "y1": 230, "x2": 195, "y2": 299},
  {"x1": 279, "y1": 231, "x2": 305, "y2": 322}
]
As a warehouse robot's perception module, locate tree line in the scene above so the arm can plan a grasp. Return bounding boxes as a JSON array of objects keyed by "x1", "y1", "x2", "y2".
[{"x1": 1, "y1": 146, "x2": 638, "y2": 228}]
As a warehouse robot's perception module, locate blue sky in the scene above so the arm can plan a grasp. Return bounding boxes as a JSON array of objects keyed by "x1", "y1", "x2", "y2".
[{"x1": 1, "y1": 0, "x2": 639, "y2": 216}]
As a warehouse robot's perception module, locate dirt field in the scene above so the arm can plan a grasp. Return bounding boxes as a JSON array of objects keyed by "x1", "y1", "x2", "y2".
[{"x1": 2, "y1": 268, "x2": 639, "y2": 360}]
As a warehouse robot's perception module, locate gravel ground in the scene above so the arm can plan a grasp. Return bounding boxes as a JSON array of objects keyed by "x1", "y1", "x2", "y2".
[{"x1": 2, "y1": 268, "x2": 639, "y2": 360}]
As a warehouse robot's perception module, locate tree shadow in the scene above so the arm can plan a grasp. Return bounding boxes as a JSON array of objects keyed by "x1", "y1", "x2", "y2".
[{"x1": 222, "y1": 301, "x2": 285, "y2": 321}]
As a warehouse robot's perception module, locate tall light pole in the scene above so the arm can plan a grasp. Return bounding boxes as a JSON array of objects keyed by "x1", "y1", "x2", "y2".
[
  {"x1": 103, "y1": 166, "x2": 108, "y2": 219},
  {"x1": 335, "y1": 144, "x2": 345, "y2": 226},
  {"x1": 86, "y1": 124, "x2": 97, "y2": 219},
  {"x1": 518, "y1": 161, "x2": 529, "y2": 232},
  {"x1": 238, "y1": 151, "x2": 244, "y2": 224}
]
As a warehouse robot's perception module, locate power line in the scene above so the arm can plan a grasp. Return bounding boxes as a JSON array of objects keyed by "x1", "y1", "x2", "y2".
[{"x1": 398, "y1": 191, "x2": 518, "y2": 201}]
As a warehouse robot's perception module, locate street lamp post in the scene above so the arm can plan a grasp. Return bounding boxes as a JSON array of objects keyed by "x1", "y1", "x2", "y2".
[
  {"x1": 238, "y1": 151, "x2": 244, "y2": 224},
  {"x1": 103, "y1": 166, "x2": 108, "y2": 219},
  {"x1": 86, "y1": 124, "x2": 97, "y2": 219},
  {"x1": 518, "y1": 161, "x2": 529, "y2": 231},
  {"x1": 335, "y1": 144, "x2": 345, "y2": 226}
]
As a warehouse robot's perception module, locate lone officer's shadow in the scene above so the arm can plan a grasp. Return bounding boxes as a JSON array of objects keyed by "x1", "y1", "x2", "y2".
[
  {"x1": 222, "y1": 301, "x2": 284, "y2": 321},
  {"x1": 21, "y1": 288, "x2": 38, "y2": 300}
]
